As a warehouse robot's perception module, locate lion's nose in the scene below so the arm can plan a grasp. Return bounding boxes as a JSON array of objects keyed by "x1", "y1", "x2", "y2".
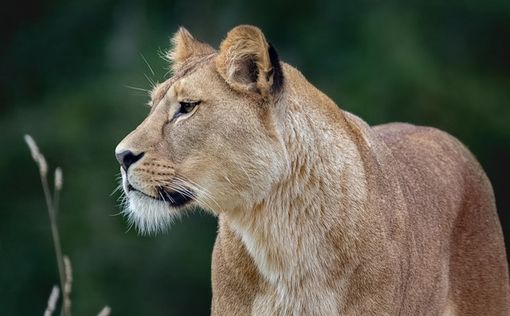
[{"x1": 116, "y1": 150, "x2": 144, "y2": 171}]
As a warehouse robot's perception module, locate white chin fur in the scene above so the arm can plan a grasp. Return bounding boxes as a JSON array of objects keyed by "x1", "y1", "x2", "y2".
[{"x1": 123, "y1": 191, "x2": 180, "y2": 235}]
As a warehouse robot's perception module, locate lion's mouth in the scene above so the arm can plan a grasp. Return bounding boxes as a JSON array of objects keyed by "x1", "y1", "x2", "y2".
[
  {"x1": 157, "y1": 187, "x2": 194, "y2": 207},
  {"x1": 127, "y1": 183, "x2": 194, "y2": 207}
]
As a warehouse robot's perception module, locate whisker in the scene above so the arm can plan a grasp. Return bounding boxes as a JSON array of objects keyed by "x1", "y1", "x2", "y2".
[
  {"x1": 128, "y1": 91, "x2": 150, "y2": 97},
  {"x1": 158, "y1": 190, "x2": 175, "y2": 204},
  {"x1": 123, "y1": 85, "x2": 151, "y2": 94},
  {"x1": 173, "y1": 176, "x2": 209, "y2": 197},
  {"x1": 177, "y1": 179, "x2": 215, "y2": 203},
  {"x1": 144, "y1": 73, "x2": 156, "y2": 89},
  {"x1": 171, "y1": 176, "x2": 224, "y2": 212},
  {"x1": 124, "y1": 220, "x2": 134, "y2": 234},
  {"x1": 109, "y1": 210, "x2": 124, "y2": 217},
  {"x1": 140, "y1": 53, "x2": 155, "y2": 76},
  {"x1": 110, "y1": 183, "x2": 123, "y2": 196}
]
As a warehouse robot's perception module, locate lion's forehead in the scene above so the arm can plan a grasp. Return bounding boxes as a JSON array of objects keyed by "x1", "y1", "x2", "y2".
[{"x1": 151, "y1": 54, "x2": 216, "y2": 105}]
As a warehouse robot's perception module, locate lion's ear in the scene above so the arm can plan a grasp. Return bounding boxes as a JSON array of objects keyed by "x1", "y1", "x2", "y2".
[
  {"x1": 167, "y1": 27, "x2": 215, "y2": 72},
  {"x1": 216, "y1": 25, "x2": 283, "y2": 98}
]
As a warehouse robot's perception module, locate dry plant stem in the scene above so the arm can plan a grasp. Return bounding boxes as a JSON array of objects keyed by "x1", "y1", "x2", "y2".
[
  {"x1": 39, "y1": 174, "x2": 67, "y2": 316},
  {"x1": 53, "y1": 187, "x2": 60, "y2": 217},
  {"x1": 97, "y1": 306, "x2": 111, "y2": 316},
  {"x1": 44, "y1": 285, "x2": 60, "y2": 316},
  {"x1": 25, "y1": 136, "x2": 73, "y2": 316},
  {"x1": 54, "y1": 167, "x2": 62, "y2": 216},
  {"x1": 63, "y1": 256, "x2": 72, "y2": 316}
]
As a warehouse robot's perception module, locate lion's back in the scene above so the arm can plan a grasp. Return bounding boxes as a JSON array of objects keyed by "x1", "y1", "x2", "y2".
[{"x1": 372, "y1": 122, "x2": 510, "y2": 315}]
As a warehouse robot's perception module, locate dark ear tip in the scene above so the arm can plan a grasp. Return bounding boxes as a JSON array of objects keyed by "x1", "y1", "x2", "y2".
[{"x1": 268, "y1": 43, "x2": 284, "y2": 94}]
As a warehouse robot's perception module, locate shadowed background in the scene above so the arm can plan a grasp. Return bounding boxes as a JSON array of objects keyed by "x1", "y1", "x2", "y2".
[{"x1": 1, "y1": 0, "x2": 509, "y2": 315}]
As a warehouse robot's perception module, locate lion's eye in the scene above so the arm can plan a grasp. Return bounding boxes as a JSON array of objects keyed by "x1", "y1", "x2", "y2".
[
  {"x1": 172, "y1": 101, "x2": 201, "y2": 122},
  {"x1": 178, "y1": 101, "x2": 200, "y2": 115}
]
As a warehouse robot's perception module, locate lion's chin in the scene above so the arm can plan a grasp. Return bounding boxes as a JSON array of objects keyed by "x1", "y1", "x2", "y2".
[{"x1": 123, "y1": 191, "x2": 181, "y2": 235}]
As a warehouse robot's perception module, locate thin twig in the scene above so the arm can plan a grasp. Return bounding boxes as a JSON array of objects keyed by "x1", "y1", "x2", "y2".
[
  {"x1": 97, "y1": 306, "x2": 111, "y2": 316},
  {"x1": 63, "y1": 256, "x2": 72, "y2": 316},
  {"x1": 54, "y1": 167, "x2": 63, "y2": 216},
  {"x1": 41, "y1": 170, "x2": 67, "y2": 316},
  {"x1": 44, "y1": 285, "x2": 60, "y2": 316}
]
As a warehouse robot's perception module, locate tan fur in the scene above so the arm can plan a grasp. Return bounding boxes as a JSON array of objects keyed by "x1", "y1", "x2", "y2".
[
  {"x1": 116, "y1": 25, "x2": 510, "y2": 315},
  {"x1": 216, "y1": 25, "x2": 274, "y2": 97},
  {"x1": 167, "y1": 27, "x2": 215, "y2": 72}
]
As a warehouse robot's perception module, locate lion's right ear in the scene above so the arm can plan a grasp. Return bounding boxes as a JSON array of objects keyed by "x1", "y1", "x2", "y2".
[
  {"x1": 167, "y1": 27, "x2": 215, "y2": 72},
  {"x1": 216, "y1": 25, "x2": 284, "y2": 98}
]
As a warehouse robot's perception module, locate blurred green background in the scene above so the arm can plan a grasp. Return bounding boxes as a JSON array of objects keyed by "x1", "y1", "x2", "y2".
[{"x1": 1, "y1": 0, "x2": 509, "y2": 315}]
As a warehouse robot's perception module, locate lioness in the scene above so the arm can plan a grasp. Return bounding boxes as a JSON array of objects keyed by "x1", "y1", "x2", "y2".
[{"x1": 115, "y1": 25, "x2": 510, "y2": 315}]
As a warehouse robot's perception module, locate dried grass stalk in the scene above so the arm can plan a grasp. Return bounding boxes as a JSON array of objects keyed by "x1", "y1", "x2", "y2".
[
  {"x1": 44, "y1": 285, "x2": 60, "y2": 316},
  {"x1": 55, "y1": 167, "x2": 63, "y2": 191},
  {"x1": 63, "y1": 255, "x2": 73, "y2": 315},
  {"x1": 54, "y1": 167, "x2": 62, "y2": 216},
  {"x1": 97, "y1": 306, "x2": 111, "y2": 316},
  {"x1": 24, "y1": 135, "x2": 67, "y2": 316},
  {"x1": 26, "y1": 135, "x2": 110, "y2": 315},
  {"x1": 24, "y1": 134, "x2": 40, "y2": 161}
]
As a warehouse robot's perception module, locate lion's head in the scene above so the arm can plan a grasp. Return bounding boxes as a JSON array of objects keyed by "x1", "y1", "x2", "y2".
[{"x1": 115, "y1": 25, "x2": 287, "y2": 234}]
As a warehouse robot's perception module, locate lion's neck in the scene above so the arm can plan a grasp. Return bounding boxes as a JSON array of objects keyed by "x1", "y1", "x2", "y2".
[{"x1": 225, "y1": 69, "x2": 369, "y2": 312}]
